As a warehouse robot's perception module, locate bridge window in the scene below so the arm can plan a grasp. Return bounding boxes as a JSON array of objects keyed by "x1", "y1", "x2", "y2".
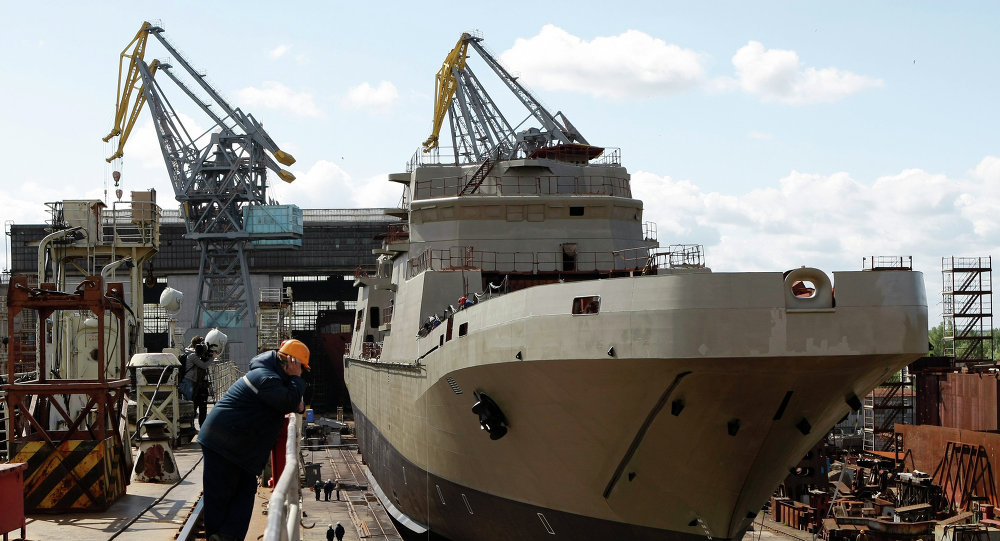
[{"x1": 572, "y1": 295, "x2": 600, "y2": 315}]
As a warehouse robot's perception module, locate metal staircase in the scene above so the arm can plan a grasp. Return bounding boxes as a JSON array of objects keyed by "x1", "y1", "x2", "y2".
[{"x1": 257, "y1": 287, "x2": 293, "y2": 353}]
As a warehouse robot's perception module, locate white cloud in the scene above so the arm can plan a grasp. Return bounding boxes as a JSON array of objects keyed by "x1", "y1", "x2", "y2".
[
  {"x1": 748, "y1": 131, "x2": 772, "y2": 140},
  {"x1": 499, "y1": 25, "x2": 706, "y2": 99},
  {"x1": 268, "y1": 45, "x2": 291, "y2": 59},
  {"x1": 0, "y1": 182, "x2": 104, "y2": 227},
  {"x1": 234, "y1": 81, "x2": 323, "y2": 118},
  {"x1": 632, "y1": 159, "x2": 1000, "y2": 325},
  {"x1": 269, "y1": 160, "x2": 401, "y2": 209},
  {"x1": 731, "y1": 41, "x2": 883, "y2": 104},
  {"x1": 972, "y1": 155, "x2": 1000, "y2": 185},
  {"x1": 342, "y1": 81, "x2": 399, "y2": 114}
]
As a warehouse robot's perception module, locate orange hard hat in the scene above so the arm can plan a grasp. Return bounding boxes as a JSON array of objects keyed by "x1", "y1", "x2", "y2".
[{"x1": 279, "y1": 339, "x2": 310, "y2": 369}]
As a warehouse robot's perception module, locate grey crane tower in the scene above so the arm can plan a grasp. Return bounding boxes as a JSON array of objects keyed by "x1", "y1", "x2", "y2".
[{"x1": 104, "y1": 22, "x2": 302, "y2": 332}]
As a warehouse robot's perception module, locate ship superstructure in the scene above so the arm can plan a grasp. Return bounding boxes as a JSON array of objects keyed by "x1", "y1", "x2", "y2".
[{"x1": 347, "y1": 33, "x2": 929, "y2": 541}]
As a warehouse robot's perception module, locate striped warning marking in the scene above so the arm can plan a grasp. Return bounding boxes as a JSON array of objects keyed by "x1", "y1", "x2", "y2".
[{"x1": 13, "y1": 438, "x2": 127, "y2": 512}]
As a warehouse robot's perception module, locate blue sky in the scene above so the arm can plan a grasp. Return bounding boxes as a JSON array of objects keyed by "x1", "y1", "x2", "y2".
[{"x1": 2, "y1": 2, "x2": 999, "y2": 326}]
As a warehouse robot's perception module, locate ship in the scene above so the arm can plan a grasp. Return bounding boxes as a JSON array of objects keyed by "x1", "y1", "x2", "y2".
[{"x1": 344, "y1": 33, "x2": 928, "y2": 541}]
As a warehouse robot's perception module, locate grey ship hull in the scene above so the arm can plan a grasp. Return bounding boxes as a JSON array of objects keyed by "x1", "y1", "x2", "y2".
[
  {"x1": 347, "y1": 270, "x2": 928, "y2": 541},
  {"x1": 353, "y1": 406, "x2": 731, "y2": 541}
]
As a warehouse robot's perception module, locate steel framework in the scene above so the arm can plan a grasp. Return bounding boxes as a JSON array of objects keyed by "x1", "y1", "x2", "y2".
[
  {"x1": 3, "y1": 276, "x2": 132, "y2": 511},
  {"x1": 942, "y1": 256, "x2": 993, "y2": 366},
  {"x1": 861, "y1": 256, "x2": 916, "y2": 453},
  {"x1": 932, "y1": 441, "x2": 998, "y2": 512}
]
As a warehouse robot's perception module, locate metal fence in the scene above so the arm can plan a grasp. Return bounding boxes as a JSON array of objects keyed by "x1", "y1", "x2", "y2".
[{"x1": 208, "y1": 361, "x2": 241, "y2": 401}]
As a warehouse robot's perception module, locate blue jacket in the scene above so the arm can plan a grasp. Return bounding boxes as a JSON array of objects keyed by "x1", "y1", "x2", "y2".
[{"x1": 198, "y1": 350, "x2": 306, "y2": 475}]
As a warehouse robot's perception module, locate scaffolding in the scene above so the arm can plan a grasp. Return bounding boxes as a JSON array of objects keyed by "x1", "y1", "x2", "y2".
[
  {"x1": 863, "y1": 367, "x2": 914, "y2": 452},
  {"x1": 257, "y1": 287, "x2": 293, "y2": 353},
  {"x1": 1, "y1": 272, "x2": 38, "y2": 381},
  {"x1": 861, "y1": 256, "x2": 916, "y2": 453},
  {"x1": 942, "y1": 256, "x2": 993, "y2": 367}
]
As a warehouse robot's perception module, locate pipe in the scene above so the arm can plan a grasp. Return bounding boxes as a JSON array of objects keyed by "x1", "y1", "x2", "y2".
[
  {"x1": 36, "y1": 227, "x2": 82, "y2": 284},
  {"x1": 101, "y1": 257, "x2": 134, "y2": 283}
]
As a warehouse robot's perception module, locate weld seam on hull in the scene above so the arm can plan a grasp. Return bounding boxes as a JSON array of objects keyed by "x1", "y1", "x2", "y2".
[{"x1": 603, "y1": 370, "x2": 692, "y2": 498}]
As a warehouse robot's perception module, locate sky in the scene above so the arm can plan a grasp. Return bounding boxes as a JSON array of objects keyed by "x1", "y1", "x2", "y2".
[{"x1": 2, "y1": 1, "x2": 999, "y2": 327}]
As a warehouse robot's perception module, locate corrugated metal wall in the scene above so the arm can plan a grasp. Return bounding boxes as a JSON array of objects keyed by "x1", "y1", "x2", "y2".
[{"x1": 916, "y1": 372, "x2": 1000, "y2": 431}]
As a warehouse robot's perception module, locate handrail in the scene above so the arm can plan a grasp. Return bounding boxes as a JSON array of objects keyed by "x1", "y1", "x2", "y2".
[
  {"x1": 411, "y1": 173, "x2": 631, "y2": 200},
  {"x1": 264, "y1": 412, "x2": 301, "y2": 541},
  {"x1": 407, "y1": 244, "x2": 704, "y2": 278}
]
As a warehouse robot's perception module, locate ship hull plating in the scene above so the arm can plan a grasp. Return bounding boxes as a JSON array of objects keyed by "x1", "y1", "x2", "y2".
[
  {"x1": 346, "y1": 267, "x2": 927, "y2": 541},
  {"x1": 353, "y1": 405, "x2": 738, "y2": 541}
]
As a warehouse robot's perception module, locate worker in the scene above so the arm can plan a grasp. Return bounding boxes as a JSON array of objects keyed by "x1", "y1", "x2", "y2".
[
  {"x1": 184, "y1": 329, "x2": 227, "y2": 428},
  {"x1": 198, "y1": 338, "x2": 309, "y2": 541},
  {"x1": 326, "y1": 524, "x2": 335, "y2": 541},
  {"x1": 335, "y1": 522, "x2": 345, "y2": 541},
  {"x1": 324, "y1": 478, "x2": 334, "y2": 501},
  {"x1": 313, "y1": 479, "x2": 322, "y2": 501},
  {"x1": 178, "y1": 335, "x2": 203, "y2": 397}
]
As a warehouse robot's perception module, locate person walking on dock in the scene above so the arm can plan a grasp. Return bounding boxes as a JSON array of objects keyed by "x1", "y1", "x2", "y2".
[
  {"x1": 324, "y1": 478, "x2": 334, "y2": 501},
  {"x1": 326, "y1": 524, "x2": 335, "y2": 541},
  {"x1": 314, "y1": 479, "x2": 322, "y2": 501},
  {"x1": 335, "y1": 522, "x2": 345, "y2": 541},
  {"x1": 197, "y1": 339, "x2": 310, "y2": 541}
]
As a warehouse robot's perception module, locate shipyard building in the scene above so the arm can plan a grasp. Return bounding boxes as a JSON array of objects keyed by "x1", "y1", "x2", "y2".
[{"x1": 5, "y1": 207, "x2": 396, "y2": 412}]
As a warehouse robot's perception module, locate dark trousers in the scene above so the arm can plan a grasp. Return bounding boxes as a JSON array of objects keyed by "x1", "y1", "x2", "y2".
[{"x1": 202, "y1": 446, "x2": 259, "y2": 540}]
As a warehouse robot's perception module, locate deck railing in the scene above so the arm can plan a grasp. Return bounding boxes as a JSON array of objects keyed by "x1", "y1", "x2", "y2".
[
  {"x1": 407, "y1": 244, "x2": 704, "y2": 278},
  {"x1": 407, "y1": 146, "x2": 622, "y2": 172},
  {"x1": 412, "y1": 174, "x2": 631, "y2": 200},
  {"x1": 264, "y1": 413, "x2": 302, "y2": 541}
]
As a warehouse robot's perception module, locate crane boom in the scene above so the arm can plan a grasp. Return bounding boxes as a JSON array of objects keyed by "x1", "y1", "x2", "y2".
[
  {"x1": 422, "y1": 34, "x2": 471, "y2": 153},
  {"x1": 104, "y1": 22, "x2": 303, "y2": 329},
  {"x1": 422, "y1": 32, "x2": 594, "y2": 168}
]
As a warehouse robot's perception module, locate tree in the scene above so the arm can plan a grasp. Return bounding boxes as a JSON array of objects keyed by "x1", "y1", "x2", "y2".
[
  {"x1": 926, "y1": 323, "x2": 998, "y2": 360},
  {"x1": 928, "y1": 322, "x2": 946, "y2": 357}
]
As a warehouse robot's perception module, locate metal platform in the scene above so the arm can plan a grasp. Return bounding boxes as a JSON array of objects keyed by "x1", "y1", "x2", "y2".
[
  {"x1": 21, "y1": 425, "x2": 402, "y2": 541},
  {"x1": 23, "y1": 441, "x2": 204, "y2": 541}
]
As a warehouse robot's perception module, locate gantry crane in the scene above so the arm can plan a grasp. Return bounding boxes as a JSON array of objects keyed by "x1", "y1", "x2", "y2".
[
  {"x1": 422, "y1": 32, "x2": 599, "y2": 194},
  {"x1": 104, "y1": 22, "x2": 299, "y2": 329}
]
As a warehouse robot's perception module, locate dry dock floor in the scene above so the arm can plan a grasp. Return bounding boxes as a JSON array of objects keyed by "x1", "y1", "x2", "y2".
[{"x1": 299, "y1": 443, "x2": 403, "y2": 541}]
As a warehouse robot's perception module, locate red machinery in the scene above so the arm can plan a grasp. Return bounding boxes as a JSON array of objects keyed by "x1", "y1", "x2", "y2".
[{"x1": 3, "y1": 276, "x2": 131, "y2": 512}]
